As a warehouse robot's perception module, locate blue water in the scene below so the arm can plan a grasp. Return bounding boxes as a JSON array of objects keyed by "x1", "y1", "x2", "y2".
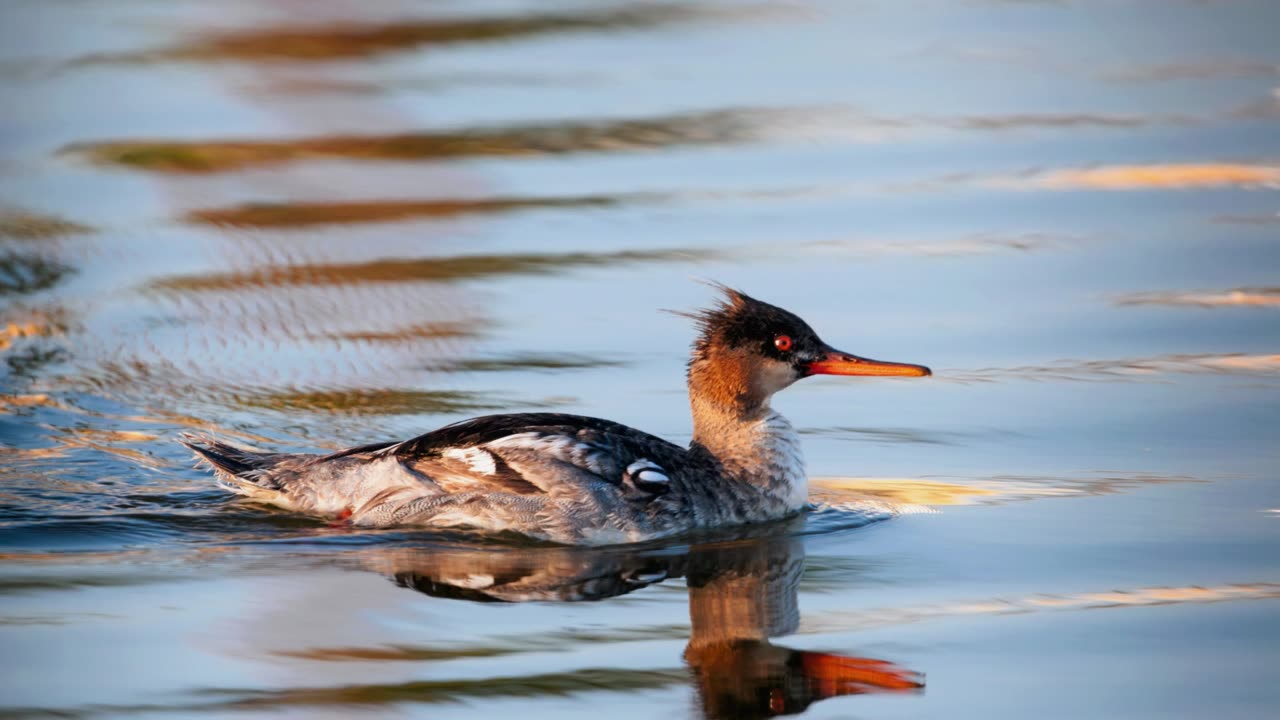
[{"x1": 1, "y1": 1, "x2": 1278, "y2": 717}]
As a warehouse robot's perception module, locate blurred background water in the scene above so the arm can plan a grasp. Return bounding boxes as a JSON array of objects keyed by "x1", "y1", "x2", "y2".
[{"x1": 1, "y1": 0, "x2": 1278, "y2": 717}]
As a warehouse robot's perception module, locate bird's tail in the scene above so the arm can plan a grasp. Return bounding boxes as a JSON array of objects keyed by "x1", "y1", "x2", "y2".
[{"x1": 179, "y1": 433, "x2": 290, "y2": 503}]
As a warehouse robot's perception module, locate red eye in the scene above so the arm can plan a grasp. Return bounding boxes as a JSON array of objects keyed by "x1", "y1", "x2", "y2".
[{"x1": 774, "y1": 335, "x2": 793, "y2": 351}]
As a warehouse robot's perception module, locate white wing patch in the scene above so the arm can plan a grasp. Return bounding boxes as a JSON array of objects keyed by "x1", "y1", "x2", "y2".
[
  {"x1": 624, "y1": 459, "x2": 670, "y2": 495},
  {"x1": 637, "y1": 469, "x2": 668, "y2": 483},
  {"x1": 442, "y1": 447, "x2": 497, "y2": 475},
  {"x1": 626, "y1": 459, "x2": 669, "y2": 485}
]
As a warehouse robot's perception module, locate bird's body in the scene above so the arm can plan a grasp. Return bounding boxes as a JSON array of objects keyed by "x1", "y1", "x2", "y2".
[{"x1": 183, "y1": 286, "x2": 929, "y2": 545}]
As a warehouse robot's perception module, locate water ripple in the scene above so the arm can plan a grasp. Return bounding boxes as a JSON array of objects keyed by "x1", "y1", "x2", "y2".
[
  {"x1": 1114, "y1": 287, "x2": 1280, "y2": 308},
  {"x1": 947, "y1": 353, "x2": 1280, "y2": 383},
  {"x1": 81, "y1": 4, "x2": 729, "y2": 65},
  {"x1": 186, "y1": 193, "x2": 662, "y2": 229},
  {"x1": 67, "y1": 109, "x2": 759, "y2": 173},
  {"x1": 147, "y1": 247, "x2": 717, "y2": 291},
  {"x1": 801, "y1": 582, "x2": 1280, "y2": 636}
]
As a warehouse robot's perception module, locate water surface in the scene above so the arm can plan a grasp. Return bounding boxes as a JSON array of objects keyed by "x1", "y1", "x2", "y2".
[{"x1": 1, "y1": 1, "x2": 1278, "y2": 718}]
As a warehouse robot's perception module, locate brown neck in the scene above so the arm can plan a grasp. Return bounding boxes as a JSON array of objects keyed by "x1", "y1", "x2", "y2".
[
  {"x1": 687, "y1": 351, "x2": 770, "y2": 447},
  {"x1": 687, "y1": 354, "x2": 808, "y2": 511}
]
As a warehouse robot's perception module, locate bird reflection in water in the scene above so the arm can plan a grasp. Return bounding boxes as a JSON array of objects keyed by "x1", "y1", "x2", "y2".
[{"x1": 366, "y1": 526, "x2": 923, "y2": 718}]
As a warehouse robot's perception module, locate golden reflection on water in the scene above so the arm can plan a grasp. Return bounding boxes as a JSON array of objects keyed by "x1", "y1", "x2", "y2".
[
  {"x1": 812, "y1": 472, "x2": 1198, "y2": 506},
  {"x1": 39, "y1": 4, "x2": 558, "y2": 426},
  {"x1": 0, "y1": 387, "x2": 283, "y2": 472},
  {"x1": 0, "y1": 211, "x2": 92, "y2": 241},
  {"x1": 947, "y1": 353, "x2": 1280, "y2": 383},
  {"x1": 150, "y1": 247, "x2": 713, "y2": 292},
  {"x1": 0, "y1": 312, "x2": 66, "y2": 352},
  {"x1": 0, "y1": 393, "x2": 55, "y2": 412},
  {"x1": 1114, "y1": 288, "x2": 1280, "y2": 308},
  {"x1": 91, "y1": 4, "x2": 716, "y2": 64},
  {"x1": 70, "y1": 109, "x2": 756, "y2": 173},
  {"x1": 237, "y1": 387, "x2": 521, "y2": 417},
  {"x1": 74, "y1": 114, "x2": 1270, "y2": 178},
  {"x1": 45, "y1": 428, "x2": 164, "y2": 469},
  {"x1": 187, "y1": 193, "x2": 653, "y2": 229},
  {"x1": 814, "y1": 478, "x2": 997, "y2": 506},
  {"x1": 988, "y1": 163, "x2": 1280, "y2": 191},
  {"x1": 800, "y1": 582, "x2": 1280, "y2": 636}
]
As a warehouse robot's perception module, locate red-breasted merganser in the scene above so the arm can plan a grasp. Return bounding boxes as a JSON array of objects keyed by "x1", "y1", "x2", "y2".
[{"x1": 182, "y1": 286, "x2": 930, "y2": 544}]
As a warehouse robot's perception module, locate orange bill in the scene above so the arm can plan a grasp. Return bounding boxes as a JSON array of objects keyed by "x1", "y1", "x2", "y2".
[{"x1": 806, "y1": 346, "x2": 932, "y2": 377}]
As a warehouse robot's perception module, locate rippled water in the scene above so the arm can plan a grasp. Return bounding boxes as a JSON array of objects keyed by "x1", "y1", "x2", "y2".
[{"x1": 2, "y1": 1, "x2": 1279, "y2": 718}]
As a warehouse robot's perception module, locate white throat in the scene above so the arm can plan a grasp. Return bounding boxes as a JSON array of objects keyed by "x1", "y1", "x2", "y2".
[
  {"x1": 753, "y1": 409, "x2": 808, "y2": 510},
  {"x1": 691, "y1": 397, "x2": 808, "y2": 511}
]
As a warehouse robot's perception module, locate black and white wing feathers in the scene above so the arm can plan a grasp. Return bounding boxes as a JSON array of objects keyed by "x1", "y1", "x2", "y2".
[{"x1": 365, "y1": 413, "x2": 685, "y2": 501}]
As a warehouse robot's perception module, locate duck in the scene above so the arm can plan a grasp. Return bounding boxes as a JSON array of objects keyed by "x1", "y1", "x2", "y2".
[{"x1": 182, "y1": 286, "x2": 931, "y2": 544}]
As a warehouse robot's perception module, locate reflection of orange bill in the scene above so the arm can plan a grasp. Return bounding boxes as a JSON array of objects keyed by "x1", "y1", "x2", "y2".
[{"x1": 800, "y1": 651, "x2": 925, "y2": 698}]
